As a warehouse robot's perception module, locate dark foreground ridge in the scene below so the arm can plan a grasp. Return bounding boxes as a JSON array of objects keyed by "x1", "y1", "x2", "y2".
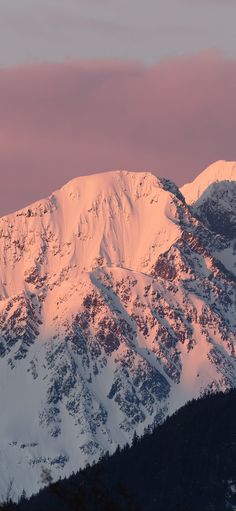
[{"x1": 4, "y1": 389, "x2": 236, "y2": 511}]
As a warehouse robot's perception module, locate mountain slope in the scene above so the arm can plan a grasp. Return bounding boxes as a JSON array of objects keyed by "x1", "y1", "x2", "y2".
[
  {"x1": 0, "y1": 171, "x2": 183, "y2": 291},
  {"x1": 181, "y1": 159, "x2": 236, "y2": 274},
  {"x1": 8, "y1": 390, "x2": 236, "y2": 511},
  {"x1": 0, "y1": 167, "x2": 235, "y2": 501},
  {"x1": 181, "y1": 160, "x2": 236, "y2": 205}
]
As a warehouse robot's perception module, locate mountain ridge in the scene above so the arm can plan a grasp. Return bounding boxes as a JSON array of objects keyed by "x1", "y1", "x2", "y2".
[
  {"x1": 181, "y1": 159, "x2": 236, "y2": 205},
  {"x1": 0, "y1": 161, "x2": 235, "y2": 501}
]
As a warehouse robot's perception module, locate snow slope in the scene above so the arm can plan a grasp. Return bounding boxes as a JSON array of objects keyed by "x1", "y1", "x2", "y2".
[
  {"x1": 0, "y1": 167, "x2": 235, "y2": 501},
  {"x1": 181, "y1": 160, "x2": 236, "y2": 205},
  {"x1": 181, "y1": 160, "x2": 236, "y2": 274}
]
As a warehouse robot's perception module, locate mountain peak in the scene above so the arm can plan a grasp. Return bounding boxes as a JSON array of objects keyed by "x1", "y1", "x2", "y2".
[
  {"x1": 0, "y1": 164, "x2": 236, "y2": 500},
  {"x1": 59, "y1": 169, "x2": 169, "y2": 200},
  {"x1": 181, "y1": 160, "x2": 236, "y2": 205},
  {"x1": 0, "y1": 169, "x2": 185, "y2": 300},
  {"x1": 58, "y1": 169, "x2": 185, "y2": 208}
]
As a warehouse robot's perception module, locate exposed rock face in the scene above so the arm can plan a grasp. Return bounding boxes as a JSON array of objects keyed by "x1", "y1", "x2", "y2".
[
  {"x1": 191, "y1": 181, "x2": 236, "y2": 238},
  {"x1": 181, "y1": 159, "x2": 236, "y2": 275},
  {"x1": 0, "y1": 164, "x2": 235, "y2": 500}
]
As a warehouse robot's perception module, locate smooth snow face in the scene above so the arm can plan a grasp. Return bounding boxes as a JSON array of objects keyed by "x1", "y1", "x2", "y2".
[
  {"x1": 0, "y1": 165, "x2": 236, "y2": 501},
  {"x1": 181, "y1": 160, "x2": 236, "y2": 205},
  {"x1": 56, "y1": 171, "x2": 182, "y2": 272}
]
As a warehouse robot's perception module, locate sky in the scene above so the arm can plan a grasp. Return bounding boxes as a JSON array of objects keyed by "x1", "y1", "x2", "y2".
[
  {"x1": 1, "y1": 0, "x2": 236, "y2": 67},
  {"x1": 0, "y1": 0, "x2": 236, "y2": 215}
]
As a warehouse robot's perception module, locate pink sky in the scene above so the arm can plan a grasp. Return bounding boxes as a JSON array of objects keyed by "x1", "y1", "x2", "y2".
[{"x1": 0, "y1": 51, "x2": 236, "y2": 216}]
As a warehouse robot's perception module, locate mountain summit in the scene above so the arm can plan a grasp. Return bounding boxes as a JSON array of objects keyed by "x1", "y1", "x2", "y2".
[
  {"x1": 0, "y1": 163, "x2": 235, "y2": 500},
  {"x1": 181, "y1": 160, "x2": 236, "y2": 205},
  {"x1": 0, "y1": 170, "x2": 184, "y2": 285}
]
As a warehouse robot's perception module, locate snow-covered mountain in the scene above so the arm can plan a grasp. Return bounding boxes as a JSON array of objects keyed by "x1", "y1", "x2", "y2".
[
  {"x1": 181, "y1": 160, "x2": 236, "y2": 273},
  {"x1": 0, "y1": 163, "x2": 235, "y2": 501},
  {"x1": 181, "y1": 160, "x2": 236, "y2": 205}
]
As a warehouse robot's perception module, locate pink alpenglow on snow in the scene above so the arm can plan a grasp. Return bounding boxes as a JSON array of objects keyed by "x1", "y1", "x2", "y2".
[
  {"x1": 0, "y1": 164, "x2": 235, "y2": 500},
  {"x1": 0, "y1": 52, "x2": 236, "y2": 215}
]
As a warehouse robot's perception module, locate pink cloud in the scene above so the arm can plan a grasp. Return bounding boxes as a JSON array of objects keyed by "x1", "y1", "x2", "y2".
[{"x1": 0, "y1": 52, "x2": 236, "y2": 215}]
